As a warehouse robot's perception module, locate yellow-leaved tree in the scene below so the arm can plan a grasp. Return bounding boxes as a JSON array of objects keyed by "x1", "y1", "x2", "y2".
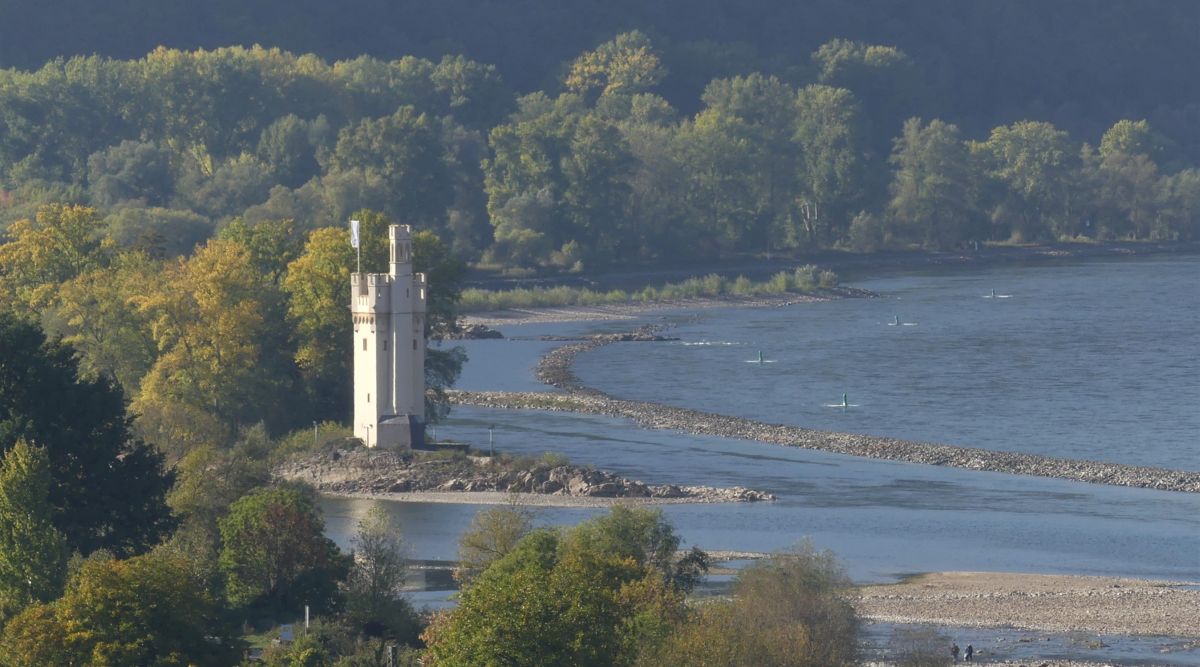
[
  {"x1": 0, "y1": 205, "x2": 112, "y2": 315},
  {"x1": 133, "y1": 238, "x2": 276, "y2": 452}
]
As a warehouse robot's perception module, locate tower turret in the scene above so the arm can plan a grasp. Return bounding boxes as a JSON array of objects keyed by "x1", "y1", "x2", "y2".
[{"x1": 352, "y1": 224, "x2": 426, "y2": 449}]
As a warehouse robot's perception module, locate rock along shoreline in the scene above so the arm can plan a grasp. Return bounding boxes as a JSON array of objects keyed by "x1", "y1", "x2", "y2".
[
  {"x1": 447, "y1": 332, "x2": 1200, "y2": 495},
  {"x1": 277, "y1": 445, "x2": 775, "y2": 505}
]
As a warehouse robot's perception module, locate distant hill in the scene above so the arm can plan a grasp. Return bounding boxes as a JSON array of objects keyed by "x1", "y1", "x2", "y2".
[{"x1": 4, "y1": 0, "x2": 1200, "y2": 142}]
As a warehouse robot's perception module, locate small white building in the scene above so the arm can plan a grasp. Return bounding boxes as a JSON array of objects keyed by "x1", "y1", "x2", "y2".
[{"x1": 351, "y1": 225, "x2": 427, "y2": 449}]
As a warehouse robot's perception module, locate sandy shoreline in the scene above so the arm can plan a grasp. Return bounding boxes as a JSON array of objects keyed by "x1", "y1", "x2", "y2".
[{"x1": 856, "y1": 571, "x2": 1200, "y2": 638}]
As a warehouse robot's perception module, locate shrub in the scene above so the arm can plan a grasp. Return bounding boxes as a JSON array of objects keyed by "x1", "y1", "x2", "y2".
[{"x1": 889, "y1": 625, "x2": 952, "y2": 667}]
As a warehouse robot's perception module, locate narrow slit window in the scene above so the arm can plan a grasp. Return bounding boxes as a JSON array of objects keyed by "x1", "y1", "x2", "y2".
[
  {"x1": 367, "y1": 393, "x2": 370, "y2": 403},
  {"x1": 383, "y1": 340, "x2": 388, "y2": 351},
  {"x1": 412, "y1": 340, "x2": 417, "y2": 350},
  {"x1": 362, "y1": 338, "x2": 367, "y2": 351}
]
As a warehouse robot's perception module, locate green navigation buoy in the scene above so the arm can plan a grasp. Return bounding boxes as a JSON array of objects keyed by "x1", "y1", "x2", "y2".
[
  {"x1": 991, "y1": 288, "x2": 996, "y2": 298},
  {"x1": 893, "y1": 314, "x2": 901, "y2": 326},
  {"x1": 758, "y1": 350, "x2": 764, "y2": 363},
  {"x1": 842, "y1": 392, "x2": 848, "y2": 408}
]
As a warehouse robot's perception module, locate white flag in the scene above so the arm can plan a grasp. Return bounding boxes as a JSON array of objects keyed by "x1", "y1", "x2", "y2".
[{"x1": 349, "y1": 219, "x2": 360, "y2": 249}]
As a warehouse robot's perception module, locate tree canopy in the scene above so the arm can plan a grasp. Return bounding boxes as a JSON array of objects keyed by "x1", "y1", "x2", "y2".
[{"x1": 0, "y1": 312, "x2": 174, "y2": 555}]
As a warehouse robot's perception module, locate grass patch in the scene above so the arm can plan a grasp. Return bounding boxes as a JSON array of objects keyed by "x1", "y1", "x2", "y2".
[{"x1": 459, "y1": 266, "x2": 837, "y2": 312}]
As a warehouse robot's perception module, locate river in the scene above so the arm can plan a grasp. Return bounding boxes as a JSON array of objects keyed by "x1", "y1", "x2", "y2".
[{"x1": 321, "y1": 255, "x2": 1200, "y2": 586}]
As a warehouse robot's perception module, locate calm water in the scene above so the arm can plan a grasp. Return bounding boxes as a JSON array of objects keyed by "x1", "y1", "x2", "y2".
[
  {"x1": 322, "y1": 255, "x2": 1200, "y2": 585},
  {"x1": 577, "y1": 255, "x2": 1200, "y2": 470}
]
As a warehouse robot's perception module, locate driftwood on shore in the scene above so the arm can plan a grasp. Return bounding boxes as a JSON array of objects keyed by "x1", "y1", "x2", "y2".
[{"x1": 447, "y1": 332, "x2": 1200, "y2": 495}]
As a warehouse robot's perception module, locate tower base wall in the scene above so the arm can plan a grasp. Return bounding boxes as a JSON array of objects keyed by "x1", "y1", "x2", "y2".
[{"x1": 376, "y1": 414, "x2": 425, "y2": 450}]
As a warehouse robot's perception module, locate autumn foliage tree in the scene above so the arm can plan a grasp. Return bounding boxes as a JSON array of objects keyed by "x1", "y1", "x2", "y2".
[
  {"x1": 218, "y1": 485, "x2": 349, "y2": 612},
  {"x1": 638, "y1": 544, "x2": 859, "y2": 667},
  {"x1": 0, "y1": 551, "x2": 239, "y2": 666}
]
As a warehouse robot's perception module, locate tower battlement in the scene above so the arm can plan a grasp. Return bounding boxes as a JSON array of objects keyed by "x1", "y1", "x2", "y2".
[{"x1": 351, "y1": 224, "x2": 427, "y2": 449}]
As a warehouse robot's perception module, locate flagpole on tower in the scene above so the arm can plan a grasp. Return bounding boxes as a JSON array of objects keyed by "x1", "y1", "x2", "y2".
[{"x1": 350, "y1": 219, "x2": 361, "y2": 273}]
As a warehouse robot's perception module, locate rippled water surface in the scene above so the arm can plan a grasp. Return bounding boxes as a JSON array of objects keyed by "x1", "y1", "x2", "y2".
[{"x1": 576, "y1": 255, "x2": 1200, "y2": 470}]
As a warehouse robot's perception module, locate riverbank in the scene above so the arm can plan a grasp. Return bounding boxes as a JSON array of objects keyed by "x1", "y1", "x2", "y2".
[
  {"x1": 276, "y1": 445, "x2": 775, "y2": 505},
  {"x1": 462, "y1": 241, "x2": 1196, "y2": 326},
  {"x1": 856, "y1": 571, "x2": 1200, "y2": 638},
  {"x1": 463, "y1": 288, "x2": 867, "y2": 327}
]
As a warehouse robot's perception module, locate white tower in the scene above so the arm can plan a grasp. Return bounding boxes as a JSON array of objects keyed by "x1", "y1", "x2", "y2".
[{"x1": 351, "y1": 225, "x2": 427, "y2": 449}]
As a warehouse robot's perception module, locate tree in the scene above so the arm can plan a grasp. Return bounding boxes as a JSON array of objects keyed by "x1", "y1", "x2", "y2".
[
  {"x1": 256, "y1": 114, "x2": 326, "y2": 188},
  {"x1": 424, "y1": 507, "x2": 697, "y2": 667},
  {"x1": 889, "y1": 118, "x2": 978, "y2": 249},
  {"x1": 285, "y1": 226, "x2": 356, "y2": 420},
  {"x1": 133, "y1": 238, "x2": 289, "y2": 449},
  {"x1": 218, "y1": 217, "x2": 305, "y2": 285},
  {"x1": 0, "y1": 205, "x2": 111, "y2": 315},
  {"x1": 0, "y1": 441, "x2": 67, "y2": 623},
  {"x1": 565, "y1": 32, "x2": 666, "y2": 101},
  {"x1": 102, "y1": 206, "x2": 213, "y2": 257},
  {"x1": 1099, "y1": 119, "x2": 1160, "y2": 159},
  {"x1": 86, "y1": 139, "x2": 174, "y2": 208},
  {"x1": 975, "y1": 121, "x2": 1076, "y2": 241},
  {"x1": 793, "y1": 85, "x2": 866, "y2": 247},
  {"x1": 431, "y1": 55, "x2": 514, "y2": 131},
  {"x1": 0, "y1": 551, "x2": 239, "y2": 666},
  {"x1": 345, "y1": 507, "x2": 419, "y2": 640},
  {"x1": 48, "y1": 251, "x2": 160, "y2": 395},
  {"x1": 0, "y1": 312, "x2": 174, "y2": 556},
  {"x1": 561, "y1": 115, "x2": 635, "y2": 264},
  {"x1": 676, "y1": 109, "x2": 760, "y2": 254},
  {"x1": 324, "y1": 106, "x2": 454, "y2": 232},
  {"x1": 0, "y1": 601, "x2": 71, "y2": 667},
  {"x1": 218, "y1": 485, "x2": 349, "y2": 611},
  {"x1": 454, "y1": 501, "x2": 534, "y2": 584},
  {"x1": 811, "y1": 39, "x2": 922, "y2": 154},
  {"x1": 1157, "y1": 168, "x2": 1200, "y2": 241},
  {"x1": 700, "y1": 74, "x2": 799, "y2": 251},
  {"x1": 640, "y1": 544, "x2": 858, "y2": 667}
]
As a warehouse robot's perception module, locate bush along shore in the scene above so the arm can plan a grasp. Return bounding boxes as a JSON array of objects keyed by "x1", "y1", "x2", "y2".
[
  {"x1": 447, "y1": 334, "x2": 1200, "y2": 495},
  {"x1": 458, "y1": 266, "x2": 842, "y2": 313},
  {"x1": 275, "y1": 444, "x2": 775, "y2": 503}
]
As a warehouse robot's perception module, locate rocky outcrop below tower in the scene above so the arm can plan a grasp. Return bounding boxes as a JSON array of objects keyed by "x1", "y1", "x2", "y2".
[{"x1": 275, "y1": 445, "x2": 775, "y2": 503}]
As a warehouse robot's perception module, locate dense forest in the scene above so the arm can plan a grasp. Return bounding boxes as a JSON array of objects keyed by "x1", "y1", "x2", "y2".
[
  {"x1": 1, "y1": 31, "x2": 1197, "y2": 277},
  {"x1": 4, "y1": 0, "x2": 1200, "y2": 143}
]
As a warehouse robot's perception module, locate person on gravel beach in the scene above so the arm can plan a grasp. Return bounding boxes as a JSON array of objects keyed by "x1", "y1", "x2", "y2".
[
  {"x1": 965, "y1": 644, "x2": 974, "y2": 661},
  {"x1": 952, "y1": 643, "x2": 960, "y2": 661}
]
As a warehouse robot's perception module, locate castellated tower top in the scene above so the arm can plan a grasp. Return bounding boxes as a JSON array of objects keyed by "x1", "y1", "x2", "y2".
[{"x1": 390, "y1": 224, "x2": 413, "y2": 277}]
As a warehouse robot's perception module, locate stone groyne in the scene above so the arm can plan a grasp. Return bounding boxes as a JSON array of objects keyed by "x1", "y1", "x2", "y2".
[
  {"x1": 448, "y1": 390, "x2": 1200, "y2": 493},
  {"x1": 450, "y1": 332, "x2": 1200, "y2": 494}
]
